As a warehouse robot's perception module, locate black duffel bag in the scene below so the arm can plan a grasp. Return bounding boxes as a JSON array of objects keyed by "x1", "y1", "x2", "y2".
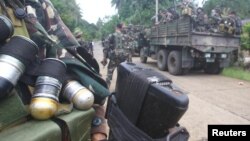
[{"x1": 106, "y1": 62, "x2": 190, "y2": 141}]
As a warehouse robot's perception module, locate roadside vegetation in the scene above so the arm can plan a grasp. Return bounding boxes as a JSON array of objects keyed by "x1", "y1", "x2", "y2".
[
  {"x1": 51, "y1": 0, "x2": 98, "y2": 41},
  {"x1": 222, "y1": 67, "x2": 250, "y2": 81},
  {"x1": 222, "y1": 22, "x2": 250, "y2": 81}
]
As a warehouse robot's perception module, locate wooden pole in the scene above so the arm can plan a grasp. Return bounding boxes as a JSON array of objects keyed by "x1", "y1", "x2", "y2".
[{"x1": 155, "y1": 0, "x2": 158, "y2": 24}]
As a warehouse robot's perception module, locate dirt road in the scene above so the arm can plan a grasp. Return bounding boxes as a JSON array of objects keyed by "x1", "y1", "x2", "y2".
[{"x1": 93, "y1": 41, "x2": 250, "y2": 141}]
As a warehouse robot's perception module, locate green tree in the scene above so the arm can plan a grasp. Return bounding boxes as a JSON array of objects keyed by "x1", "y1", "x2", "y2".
[
  {"x1": 241, "y1": 23, "x2": 250, "y2": 51},
  {"x1": 51, "y1": 0, "x2": 98, "y2": 41},
  {"x1": 99, "y1": 15, "x2": 120, "y2": 38},
  {"x1": 203, "y1": 0, "x2": 250, "y2": 18},
  {"x1": 112, "y1": 0, "x2": 174, "y2": 26},
  {"x1": 98, "y1": 0, "x2": 174, "y2": 39},
  {"x1": 51, "y1": 0, "x2": 81, "y2": 30}
]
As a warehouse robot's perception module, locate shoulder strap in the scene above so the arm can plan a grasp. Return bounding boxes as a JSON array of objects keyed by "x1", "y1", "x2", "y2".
[
  {"x1": 107, "y1": 95, "x2": 153, "y2": 141},
  {"x1": 107, "y1": 94, "x2": 190, "y2": 141}
]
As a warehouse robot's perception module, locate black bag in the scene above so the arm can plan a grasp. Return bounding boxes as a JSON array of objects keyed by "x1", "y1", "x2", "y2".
[
  {"x1": 107, "y1": 62, "x2": 189, "y2": 140},
  {"x1": 107, "y1": 94, "x2": 189, "y2": 141}
]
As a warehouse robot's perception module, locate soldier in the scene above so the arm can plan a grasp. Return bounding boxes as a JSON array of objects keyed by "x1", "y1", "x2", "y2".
[
  {"x1": 210, "y1": 6, "x2": 222, "y2": 32},
  {"x1": 124, "y1": 24, "x2": 134, "y2": 62},
  {"x1": 88, "y1": 41, "x2": 94, "y2": 56},
  {"x1": 74, "y1": 30, "x2": 85, "y2": 46},
  {"x1": 228, "y1": 11, "x2": 242, "y2": 35},
  {"x1": 101, "y1": 23, "x2": 129, "y2": 87},
  {"x1": 102, "y1": 34, "x2": 113, "y2": 62},
  {"x1": 159, "y1": 9, "x2": 171, "y2": 23},
  {"x1": 194, "y1": 7, "x2": 207, "y2": 32},
  {"x1": 211, "y1": 6, "x2": 222, "y2": 22},
  {"x1": 167, "y1": 7, "x2": 179, "y2": 21},
  {"x1": 74, "y1": 30, "x2": 95, "y2": 58},
  {"x1": 178, "y1": 0, "x2": 193, "y2": 16},
  {"x1": 159, "y1": 9, "x2": 167, "y2": 23}
]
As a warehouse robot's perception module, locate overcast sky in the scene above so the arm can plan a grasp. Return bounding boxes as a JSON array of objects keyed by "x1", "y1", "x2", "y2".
[
  {"x1": 75, "y1": 0, "x2": 117, "y2": 24},
  {"x1": 75, "y1": 0, "x2": 205, "y2": 24}
]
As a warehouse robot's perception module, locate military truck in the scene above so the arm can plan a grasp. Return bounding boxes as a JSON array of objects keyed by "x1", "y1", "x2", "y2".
[{"x1": 140, "y1": 15, "x2": 240, "y2": 75}]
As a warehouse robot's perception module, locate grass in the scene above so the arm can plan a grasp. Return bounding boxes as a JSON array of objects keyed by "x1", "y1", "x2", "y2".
[{"x1": 222, "y1": 67, "x2": 250, "y2": 81}]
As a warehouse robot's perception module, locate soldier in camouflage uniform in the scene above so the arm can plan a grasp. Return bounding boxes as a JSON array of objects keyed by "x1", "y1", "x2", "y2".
[
  {"x1": 194, "y1": 7, "x2": 208, "y2": 32},
  {"x1": 178, "y1": 0, "x2": 194, "y2": 16},
  {"x1": 102, "y1": 23, "x2": 129, "y2": 87},
  {"x1": 228, "y1": 11, "x2": 242, "y2": 35},
  {"x1": 74, "y1": 30, "x2": 85, "y2": 46},
  {"x1": 122, "y1": 25, "x2": 134, "y2": 63},
  {"x1": 0, "y1": 0, "x2": 108, "y2": 140},
  {"x1": 210, "y1": 6, "x2": 222, "y2": 32}
]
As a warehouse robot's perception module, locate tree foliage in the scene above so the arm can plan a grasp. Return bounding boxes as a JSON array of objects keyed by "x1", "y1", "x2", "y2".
[
  {"x1": 99, "y1": 15, "x2": 120, "y2": 38},
  {"x1": 97, "y1": 0, "x2": 173, "y2": 39},
  {"x1": 241, "y1": 23, "x2": 250, "y2": 51},
  {"x1": 111, "y1": 0, "x2": 172, "y2": 26},
  {"x1": 50, "y1": 0, "x2": 98, "y2": 41},
  {"x1": 203, "y1": 0, "x2": 250, "y2": 19},
  {"x1": 50, "y1": 0, "x2": 81, "y2": 30}
]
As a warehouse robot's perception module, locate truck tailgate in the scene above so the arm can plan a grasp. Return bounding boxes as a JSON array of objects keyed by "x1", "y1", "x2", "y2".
[{"x1": 191, "y1": 33, "x2": 240, "y2": 53}]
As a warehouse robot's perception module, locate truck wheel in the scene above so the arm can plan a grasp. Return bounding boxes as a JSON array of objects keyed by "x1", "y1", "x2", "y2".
[
  {"x1": 157, "y1": 49, "x2": 168, "y2": 71},
  {"x1": 167, "y1": 50, "x2": 182, "y2": 75},
  {"x1": 140, "y1": 48, "x2": 147, "y2": 63},
  {"x1": 204, "y1": 63, "x2": 223, "y2": 74}
]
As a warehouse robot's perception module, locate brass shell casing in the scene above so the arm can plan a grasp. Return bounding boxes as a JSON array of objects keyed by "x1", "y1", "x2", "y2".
[{"x1": 30, "y1": 98, "x2": 58, "y2": 120}]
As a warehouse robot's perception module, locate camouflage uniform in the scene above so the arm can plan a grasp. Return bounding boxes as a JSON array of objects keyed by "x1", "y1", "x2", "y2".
[
  {"x1": 228, "y1": 11, "x2": 242, "y2": 35},
  {"x1": 211, "y1": 8, "x2": 222, "y2": 22},
  {"x1": 235, "y1": 15, "x2": 242, "y2": 35},
  {"x1": 1, "y1": 0, "x2": 108, "y2": 134},
  {"x1": 159, "y1": 10, "x2": 168, "y2": 23},
  {"x1": 0, "y1": 0, "x2": 108, "y2": 139},
  {"x1": 74, "y1": 30, "x2": 85, "y2": 46},
  {"x1": 178, "y1": 0, "x2": 193, "y2": 16},
  {"x1": 123, "y1": 33, "x2": 133, "y2": 63},
  {"x1": 24, "y1": 0, "x2": 79, "y2": 58},
  {"x1": 194, "y1": 8, "x2": 208, "y2": 32},
  {"x1": 210, "y1": 7, "x2": 222, "y2": 32},
  {"x1": 104, "y1": 26, "x2": 128, "y2": 87}
]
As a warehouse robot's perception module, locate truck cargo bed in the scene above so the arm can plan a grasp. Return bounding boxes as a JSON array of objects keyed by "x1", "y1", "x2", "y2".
[{"x1": 150, "y1": 16, "x2": 240, "y2": 53}]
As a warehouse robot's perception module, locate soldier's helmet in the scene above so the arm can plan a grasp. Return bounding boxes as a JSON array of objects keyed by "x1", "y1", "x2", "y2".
[
  {"x1": 117, "y1": 23, "x2": 123, "y2": 30},
  {"x1": 214, "y1": 6, "x2": 221, "y2": 13},
  {"x1": 74, "y1": 29, "x2": 83, "y2": 39},
  {"x1": 128, "y1": 24, "x2": 133, "y2": 28},
  {"x1": 159, "y1": 9, "x2": 164, "y2": 14},
  {"x1": 167, "y1": 7, "x2": 175, "y2": 13},
  {"x1": 197, "y1": 7, "x2": 204, "y2": 14}
]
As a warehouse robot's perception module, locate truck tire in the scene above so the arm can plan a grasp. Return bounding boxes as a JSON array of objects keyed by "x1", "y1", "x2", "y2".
[
  {"x1": 204, "y1": 63, "x2": 223, "y2": 74},
  {"x1": 167, "y1": 50, "x2": 182, "y2": 75},
  {"x1": 157, "y1": 49, "x2": 168, "y2": 71},
  {"x1": 140, "y1": 48, "x2": 147, "y2": 63}
]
